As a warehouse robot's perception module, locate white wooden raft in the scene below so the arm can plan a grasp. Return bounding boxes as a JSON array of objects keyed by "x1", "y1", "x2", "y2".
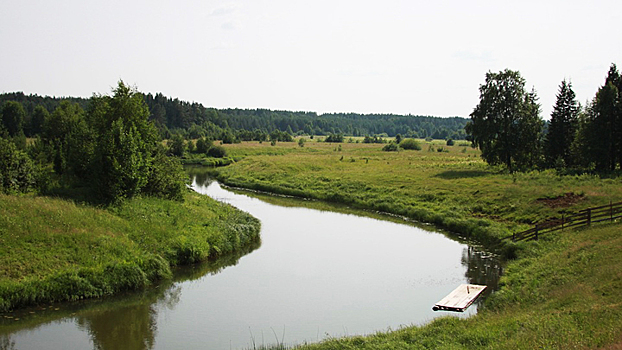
[{"x1": 432, "y1": 284, "x2": 487, "y2": 312}]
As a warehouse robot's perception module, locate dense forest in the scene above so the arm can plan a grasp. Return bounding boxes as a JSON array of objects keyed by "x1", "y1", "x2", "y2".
[{"x1": 0, "y1": 92, "x2": 468, "y2": 142}]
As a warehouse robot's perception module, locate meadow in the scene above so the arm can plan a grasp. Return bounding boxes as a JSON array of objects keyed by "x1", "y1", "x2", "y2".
[
  {"x1": 0, "y1": 190, "x2": 261, "y2": 312},
  {"x1": 213, "y1": 139, "x2": 622, "y2": 249},
  {"x1": 206, "y1": 138, "x2": 622, "y2": 349}
]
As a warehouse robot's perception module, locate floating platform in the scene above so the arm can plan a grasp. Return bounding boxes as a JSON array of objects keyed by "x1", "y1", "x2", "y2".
[{"x1": 432, "y1": 284, "x2": 487, "y2": 312}]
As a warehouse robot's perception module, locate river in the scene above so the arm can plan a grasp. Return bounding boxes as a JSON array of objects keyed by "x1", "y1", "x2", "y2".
[{"x1": 0, "y1": 176, "x2": 501, "y2": 350}]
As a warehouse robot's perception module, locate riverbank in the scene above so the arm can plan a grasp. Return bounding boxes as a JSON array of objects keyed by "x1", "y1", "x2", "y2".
[
  {"x1": 212, "y1": 140, "x2": 622, "y2": 254},
  {"x1": 0, "y1": 190, "x2": 261, "y2": 312},
  {"x1": 206, "y1": 140, "x2": 622, "y2": 349}
]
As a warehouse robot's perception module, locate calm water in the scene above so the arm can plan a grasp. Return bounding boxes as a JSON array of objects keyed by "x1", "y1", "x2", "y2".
[{"x1": 0, "y1": 177, "x2": 501, "y2": 350}]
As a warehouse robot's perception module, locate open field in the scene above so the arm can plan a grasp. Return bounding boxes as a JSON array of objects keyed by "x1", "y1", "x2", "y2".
[
  {"x1": 0, "y1": 190, "x2": 261, "y2": 312},
  {"x1": 213, "y1": 139, "x2": 622, "y2": 248}
]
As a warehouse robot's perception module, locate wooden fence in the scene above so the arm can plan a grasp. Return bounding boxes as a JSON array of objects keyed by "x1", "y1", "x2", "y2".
[{"x1": 508, "y1": 201, "x2": 622, "y2": 242}]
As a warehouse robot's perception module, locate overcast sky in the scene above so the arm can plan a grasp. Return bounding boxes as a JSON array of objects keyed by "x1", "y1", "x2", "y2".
[{"x1": 1, "y1": 1, "x2": 621, "y2": 118}]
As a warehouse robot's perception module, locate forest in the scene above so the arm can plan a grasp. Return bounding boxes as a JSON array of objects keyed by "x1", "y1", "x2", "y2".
[{"x1": 0, "y1": 91, "x2": 468, "y2": 145}]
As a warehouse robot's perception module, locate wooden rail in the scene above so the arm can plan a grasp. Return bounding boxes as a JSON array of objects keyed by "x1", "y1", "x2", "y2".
[{"x1": 507, "y1": 201, "x2": 622, "y2": 242}]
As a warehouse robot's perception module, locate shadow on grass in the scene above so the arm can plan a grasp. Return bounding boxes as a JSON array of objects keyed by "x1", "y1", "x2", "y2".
[
  {"x1": 434, "y1": 170, "x2": 489, "y2": 179},
  {"x1": 44, "y1": 185, "x2": 107, "y2": 207}
]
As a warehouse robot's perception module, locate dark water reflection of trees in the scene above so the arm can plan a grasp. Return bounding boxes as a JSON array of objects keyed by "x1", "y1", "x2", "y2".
[
  {"x1": 0, "y1": 241, "x2": 260, "y2": 350},
  {"x1": 463, "y1": 246, "x2": 503, "y2": 304}
]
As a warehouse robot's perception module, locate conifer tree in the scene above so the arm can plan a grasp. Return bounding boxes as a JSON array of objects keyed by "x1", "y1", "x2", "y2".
[{"x1": 545, "y1": 80, "x2": 579, "y2": 167}]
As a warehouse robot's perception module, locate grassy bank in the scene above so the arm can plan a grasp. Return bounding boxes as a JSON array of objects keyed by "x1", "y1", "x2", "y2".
[
  {"x1": 212, "y1": 140, "x2": 622, "y2": 249},
  {"x1": 0, "y1": 190, "x2": 261, "y2": 312}
]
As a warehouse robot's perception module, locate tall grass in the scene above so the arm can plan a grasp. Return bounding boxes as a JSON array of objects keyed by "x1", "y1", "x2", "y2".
[{"x1": 0, "y1": 190, "x2": 261, "y2": 311}]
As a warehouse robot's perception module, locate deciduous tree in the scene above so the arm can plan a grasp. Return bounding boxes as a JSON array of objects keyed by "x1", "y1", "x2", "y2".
[{"x1": 466, "y1": 69, "x2": 544, "y2": 172}]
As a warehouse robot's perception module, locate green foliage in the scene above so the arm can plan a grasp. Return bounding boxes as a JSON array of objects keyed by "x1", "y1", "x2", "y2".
[
  {"x1": 97, "y1": 118, "x2": 151, "y2": 202},
  {"x1": 1, "y1": 101, "x2": 26, "y2": 136},
  {"x1": 30, "y1": 105, "x2": 49, "y2": 136},
  {"x1": 143, "y1": 149, "x2": 187, "y2": 201},
  {"x1": 88, "y1": 81, "x2": 185, "y2": 204},
  {"x1": 43, "y1": 101, "x2": 93, "y2": 177},
  {"x1": 545, "y1": 79, "x2": 579, "y2": 167},
  {"x1": 207, "y1": 145, "x2": 227, "y2": 158},
  {"x1": 0, "y1": 138, "x2": 36, "y2": 193},
  {"x1": 269, "y1": 129, "x2": 293, "y2": 142},
  {"x1": 0, "y1": 190, "x2": 261, "y2": 311},
  {"x1": 446, "y1": 138, "x2": 454, "y2": 146},
  {"x1": 363, "y1": 135, "x2": 387, "y2": 144},
  {"x1": 195, "y1": 137, "x2": 212, "y2": 154},
  {"x1": 399, "y1": 138, "x2": 422, "y2": 150},
  {"x1": 466, "y1": 69, "x2": 544, "y2": 172},
  {"x1": 382, "y1": 142, "x2": 400, "y2": 152},
  {"x1": 298, "y1": 137, "x2": 305, "y2": 147},
  {"x1": 325, "y1": 133, "x2": 344, "y2": 143},
  {"x1": 168, "y1": 134, "x2": 185, "y2": 157},
  {"x1": 583, "y1": 64, "x2": 622, "y2": 171}
]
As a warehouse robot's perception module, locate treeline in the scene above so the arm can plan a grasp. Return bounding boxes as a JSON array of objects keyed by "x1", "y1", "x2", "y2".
[
  {"x1": 467, "y1": 63, "x2": 622, "y2": 173},
  {"x1": 0, "y1": 82, "x2": 187, "y2": 203},
  {"x1": 216, "y1": 109, "x2": 468, "y2": 140},
  {"x1": 1, "y1": 92, "x2": 469, "y2": 143}
]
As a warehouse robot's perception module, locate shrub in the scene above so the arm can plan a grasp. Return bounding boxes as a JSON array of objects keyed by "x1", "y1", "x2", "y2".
[
  {"x1": 399, "y1": 138, "x2": 422, "y2": 150},
  {"x1": 382, "y1": 142, "x2": 400, "y2": 152},
  {"x1": 0, "y1": 138, "x2": 36, "y2": 193},
  {"x1": 207, "y1": 145, "x2": 227, "y2": 158},
  {"x1": 196, "y1": 137, "x2": 212, "y2": 154},
  {"x1": 446, "y1": 138, "x2": 455, "y2": 146}
]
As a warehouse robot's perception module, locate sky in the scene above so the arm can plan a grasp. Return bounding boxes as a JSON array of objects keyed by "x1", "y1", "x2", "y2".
[{"x1": 1, "y1": 0, "x2": 621, "y2": 119}]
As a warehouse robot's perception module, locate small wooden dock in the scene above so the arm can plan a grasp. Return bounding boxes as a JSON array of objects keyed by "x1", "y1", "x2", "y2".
[{"x1": 432, "y1": 284, "x2": 487, "y2": 312}]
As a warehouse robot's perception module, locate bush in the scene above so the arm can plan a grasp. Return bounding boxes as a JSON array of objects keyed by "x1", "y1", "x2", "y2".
[
  {"x1": 446, "y1": 138, "x2": 455, "y2": 146},
  {"x1": 382, "y1": 142, "x2": 400, "y2": 152},
  {"x1": 0, "y1": 138, "x2": 36, "y2": 193},
  {"x1": 143, "y1": 150, "x2": 188, "y2": 201},
  {"x1": 196, "y1": 137, "x2": 212, "y2": 154},
  {"x1": 399, "y1": 138, "x2": 422, "y2": 150},
  {"x1": 207, "y1": 145, "x2": 227, "y2": 158}
]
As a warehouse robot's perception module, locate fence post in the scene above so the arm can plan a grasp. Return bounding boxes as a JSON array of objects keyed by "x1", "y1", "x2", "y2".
[{"x1": 587, "y1": 209, "x2": 591, "y2": 226}]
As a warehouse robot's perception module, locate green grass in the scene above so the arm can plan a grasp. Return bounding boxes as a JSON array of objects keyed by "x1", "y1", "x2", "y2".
[
  {"x1": 0, "y1": 190, "x2": 261, "y2": 311},
  {"x1": 211, "y1": 141, "x2": 622, "y2": 250}
]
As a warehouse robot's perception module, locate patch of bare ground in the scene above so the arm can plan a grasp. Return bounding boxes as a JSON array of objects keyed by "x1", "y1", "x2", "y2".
[{"x1": 537, "y1": 192, "x2": 585, "y2": 208}]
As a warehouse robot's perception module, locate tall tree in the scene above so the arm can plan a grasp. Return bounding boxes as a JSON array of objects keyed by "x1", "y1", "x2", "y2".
[
  {"x1": 89, "y1": 81, "x2": 186, "y2": 203},
  {"x1": 1, "y1": 101, "x2": 26, "y2": 137},
  {"x1": 586, "y1": 64, "x2": 622, "y2": 171},
  {"x1": 466, "y1": 69, "x2": 543, "y2": 172},
  {"x1": 44, "y1": 101, "x2": 93, "y2": 176},
  {"x1": 545, "y1": 80, "x2": 579, "y2": 167},
  {"x1": 30, "y1": 105, "x2": 49, "y2": 136},
  {"x1": 90, "y1": 81, "x2": 158, "y2": 202}
]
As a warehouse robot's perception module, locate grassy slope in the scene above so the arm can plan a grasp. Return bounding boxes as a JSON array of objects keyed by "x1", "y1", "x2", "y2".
[
  {"x1": 0, "y1": 190, "x2": 260, "y2": 312},
  {"x1": 211, "y1": 140, "x2": 622, "y2": 349},
  {"x1": 215, "y1": 140, "x2": 622, "y2": 246}
]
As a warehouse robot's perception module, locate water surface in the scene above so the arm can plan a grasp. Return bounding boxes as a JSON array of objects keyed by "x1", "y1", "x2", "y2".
[{"x1": 0, "y1": 177, "x2": 501, "y2": 349}]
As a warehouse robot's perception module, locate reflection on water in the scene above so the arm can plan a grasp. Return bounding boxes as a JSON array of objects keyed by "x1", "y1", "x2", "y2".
[
  {"x1": 1, "y1": 169, "x2": 502, "y2": 350},
  {"x1": 0, "y1": 241, "x2": 260, "y2": 350}
]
